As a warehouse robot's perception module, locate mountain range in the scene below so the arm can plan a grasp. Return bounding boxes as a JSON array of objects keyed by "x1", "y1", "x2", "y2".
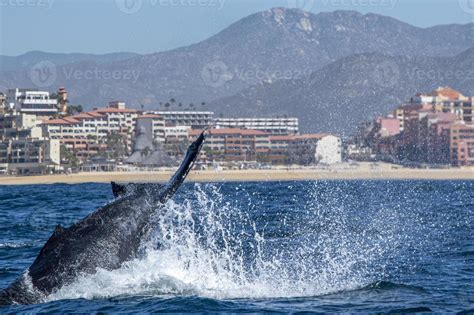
[
  {"x1": 1, "y1": 8, "x2": 473, "y2": 135},
  {"x1": 209, "y1": 48, "x2": 474, "y2": 135}
]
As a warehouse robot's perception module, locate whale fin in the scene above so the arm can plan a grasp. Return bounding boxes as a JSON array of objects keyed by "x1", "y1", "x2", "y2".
[{"x1": 53, "y1": 224, "x2": 64, "y2": 236}]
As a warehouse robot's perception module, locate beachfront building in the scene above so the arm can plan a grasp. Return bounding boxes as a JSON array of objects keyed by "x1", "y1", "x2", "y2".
[
  {"x1": 268, "y1": 135, "x2": 292, "y2": 164},
  {"x1": 0, "y1": 110, "x2": 61, "y2": 174},
  {"x1": 353, "y1": 87, "x2": 474, "y2": 165},
  {"x1": 315, "y1": 135, "x2": 343, "y2": 164},
  {"x1": 189, "y1": 128, "x2": 270, "y2": 162},
  {"x1": 396, "y1": 109, "x2": 459, "y2": 164},
  {"x1": 0, "y1": 138, "x2": 60, "y2": 175},
  {"x1": 146, "y1": 111, "x2": 214, "y2": 129},
  {"x1": 42, "y1": 105, "x2": 139, "y2": 161},
  {"x1": 411, "y1": 87, "x2": 473, "y2": 123},
  {"x1": 6, "y1": 88, "x2": 58, "y2": 116},
  {"x1": 215, "y1": 117, "x2": 299, "y2": 135},
  {"x1": 450, "y1": 121, "x2": 474, "y2": 166},
  {"x1": 93, "y1": 106, "x2": 139, "y2": 149},
  {"x1": 287, "y1": 134, "x2": 326, "y2": 165},
  {"x1": 267, "y1": 134, "x2": 342, "y2": 165}
]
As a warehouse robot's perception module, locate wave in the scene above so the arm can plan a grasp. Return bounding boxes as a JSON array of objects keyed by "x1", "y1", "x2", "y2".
[{"x1": 0, "y1": 242, "x2": 35, "y2": 249}]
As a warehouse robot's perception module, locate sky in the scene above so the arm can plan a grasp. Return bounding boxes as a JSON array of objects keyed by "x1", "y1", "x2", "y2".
[{"x1": 0, "y1": 0, "x2": 472, "y2": 56}]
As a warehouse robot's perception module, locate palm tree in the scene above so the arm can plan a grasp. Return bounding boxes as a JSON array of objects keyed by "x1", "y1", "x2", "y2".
[
  {"x1": 60, "y1": 145, "x2": 79, "y2": 168},
  {"x1": 106, "y1": 132, "x2": 127, "y2": 160}
]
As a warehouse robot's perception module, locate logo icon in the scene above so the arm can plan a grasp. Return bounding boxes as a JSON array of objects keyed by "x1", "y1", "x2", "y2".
[
  {"x1": 458, "y1": 0, "x2": 474, "y2": 14},
  {"x1": 29, "y1": 60, "x2": 57, "y2": 88},
  {"x1": 201, "y1": 60, "x2": 233, "y2": 88},
  {"x1": 116, "y1": 0, "x2": 142, "y2": 14},
  {"x1": 287, "y1": 0, "x2": 315, "y2": 11},
  {"x1": 372, "y1": 60, "x2": 400, "y2": 88}
]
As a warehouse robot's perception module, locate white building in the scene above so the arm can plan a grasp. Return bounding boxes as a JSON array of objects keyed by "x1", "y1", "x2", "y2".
[
  {"x1": 164, "y1": 125, "x2": 191, "y2": 143},
  {"x1": 0, "y1": 138, "x2": 60, "y2": 175},
  {"x1": 0, "y1": 113, "x2": 43, "y2": 139},
  {"x1": 216, "y1": 117, "x2": 299, "y2": 135},
  {"x1": 146, "y1": 111, "x2": 214, "y2": 129},
  {"x1": 6, "y1": 88, "x2": 58, "y2": 116},
  {"x1": 42, "y1": 106, "x2": 139, "y2": 159},
  {"x1": 9, "y1": 138, "x2": 60, "y2": 165},
  {"x1": 315, "y1": 135, "x2": 342, "y2": 164}
]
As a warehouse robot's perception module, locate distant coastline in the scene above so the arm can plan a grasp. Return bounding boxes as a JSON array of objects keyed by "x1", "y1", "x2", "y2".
[{"x1": 1, "y1": 163, "x2": 473, "y2": 185}]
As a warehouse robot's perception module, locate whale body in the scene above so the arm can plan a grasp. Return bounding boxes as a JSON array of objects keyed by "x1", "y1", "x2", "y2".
[{"x1": 0, "y1": 130, "x2": 207, "y2": 305}]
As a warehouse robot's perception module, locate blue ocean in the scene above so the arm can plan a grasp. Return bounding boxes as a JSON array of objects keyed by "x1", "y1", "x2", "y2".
[{"x1": 0, "y1": 181, "x2": 472, "y2": 313}]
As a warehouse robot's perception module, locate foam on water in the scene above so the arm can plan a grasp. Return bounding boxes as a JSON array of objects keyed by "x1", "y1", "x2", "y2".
[{"x1": 47, "y1": 182, "x2": 424, "y2": 302}]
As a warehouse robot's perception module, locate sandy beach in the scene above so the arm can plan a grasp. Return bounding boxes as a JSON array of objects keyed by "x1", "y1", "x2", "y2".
[{"x1": 0, "y1": 164, "x2": 473, "y2": 185}]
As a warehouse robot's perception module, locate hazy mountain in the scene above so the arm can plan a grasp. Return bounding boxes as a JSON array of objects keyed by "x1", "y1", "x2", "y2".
[
  {"x1": 0, "y1": 51, "x2": 139, "y2": 72},
  {"x1": 0, "y1": 8, "x2": 472, "y2": 110},
  {"x1": 209, "y1": 48, "x2": 474, "y2": 136}
]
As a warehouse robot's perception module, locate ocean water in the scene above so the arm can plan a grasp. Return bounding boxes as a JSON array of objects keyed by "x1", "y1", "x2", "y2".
[{"x1": 0, "y1": 180, "x2": 472, "y2": 313}]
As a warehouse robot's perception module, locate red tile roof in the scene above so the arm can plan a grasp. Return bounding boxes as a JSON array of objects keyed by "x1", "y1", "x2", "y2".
[
  {"x1": 269, "y1": 134, "x2": 331, "y2": 142},
  {"x1": 377, "y1": 118, "x2": 400, "y2": 135},
  {"x1": 72, "y1": 112, "x2": 106, "y2": 120},
  {"x1": 43, "y1": 118, "x2": 80, "y2": 125},
  {"x1": 428, "y1": 87, "x2": 464, "y2": 100},
  {"x1": 138, "y1": 114, "x2": 162, "y2": 119},
  {"x1": 427, "y1": 112, "x2": 458, "y2": 123},
  {"x1": 87, "y1": 111, "x2": 106, "y2": 117}
]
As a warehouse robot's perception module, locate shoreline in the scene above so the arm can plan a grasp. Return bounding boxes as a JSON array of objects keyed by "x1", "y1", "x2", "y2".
[{"x1": 0, "y1": 166, "x2": 473, "y2": 185}]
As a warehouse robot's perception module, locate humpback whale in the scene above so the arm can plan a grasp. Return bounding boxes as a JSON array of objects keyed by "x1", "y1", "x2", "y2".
[{"x1": 0, "y1": 129, "x2": 207, "y2": 305}]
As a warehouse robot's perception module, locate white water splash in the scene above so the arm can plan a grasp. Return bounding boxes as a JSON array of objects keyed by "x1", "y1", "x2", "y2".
[{"x1": 48, "y1": 182, "x2": 406, "y2": 302}]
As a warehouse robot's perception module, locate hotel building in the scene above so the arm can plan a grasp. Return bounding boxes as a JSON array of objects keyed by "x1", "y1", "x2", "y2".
[
  {"x1": 6, "y1": 88, "x2": 58, "y2": 116},
  {"x1": 215, "y1": 117, "x2": 299, "y2": 135},
  {"x1": 450, "y1": 122, "x2": 474, "y2": 166},
  {"x1": 146, "y1": 111, "x2": 214, "y2": 129}
]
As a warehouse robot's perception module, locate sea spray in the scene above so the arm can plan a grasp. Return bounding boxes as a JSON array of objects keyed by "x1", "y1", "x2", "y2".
[{"x1": 47, "y1": 181, "x2": 444, "y2": 301}]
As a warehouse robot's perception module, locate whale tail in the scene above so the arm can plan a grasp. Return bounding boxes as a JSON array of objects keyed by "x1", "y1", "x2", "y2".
[{"x1": 110, "y1": 128, "x2": 208, "y2": 200}]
